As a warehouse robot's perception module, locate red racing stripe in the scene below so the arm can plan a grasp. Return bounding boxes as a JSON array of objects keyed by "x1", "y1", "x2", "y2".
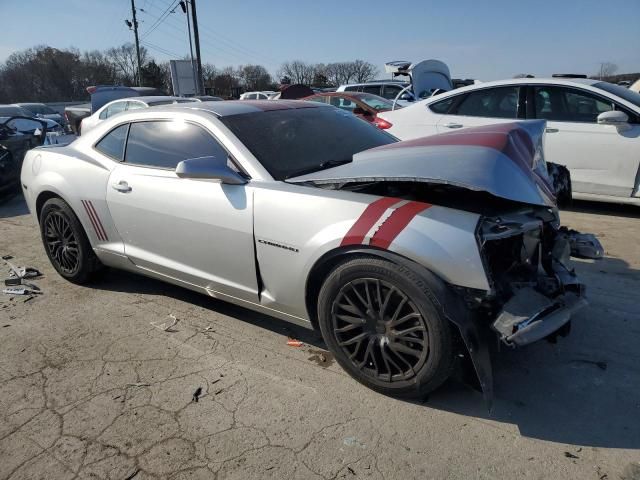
[
  {"x1": 87, "y1": 200, "x2": 108, "y2": 241},
  {"x1": 81, "y1": 200, "x2": 103, "y2": 241},
  {"x1": 340, "y1": 197, "x2": 401, "y2": 246},
  {"x1": 370, "y1": 201, "x2": 432, "y2": 249}
]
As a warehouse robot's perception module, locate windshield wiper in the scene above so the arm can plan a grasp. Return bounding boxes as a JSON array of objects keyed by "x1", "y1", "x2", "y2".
[{"x1": 285, "y1": 158, "x2": 352, "y2": 179}]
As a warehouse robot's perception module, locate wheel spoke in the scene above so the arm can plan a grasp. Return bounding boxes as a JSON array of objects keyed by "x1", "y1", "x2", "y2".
[
  {"x1": 389, "y1": 341, "x2": 422, "y2": 358},
  {"x1": 335, "y1": 313, "x2": 366, "y2": 325},
  {"x1": 338, "y1": 332, "x2": 368, "y2": 347},
  {"x1": 335, "y1": 323, "x2": 362, "y2": 333}
]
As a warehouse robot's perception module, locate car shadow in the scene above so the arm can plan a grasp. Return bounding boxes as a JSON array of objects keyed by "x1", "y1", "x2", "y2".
[
  {"x1": 0, "y1": 191, "x2": 30, "y2": 218},
  {"x1": 426, "y1": 252, "x2": 640, "y2": 450},
  {"x1": 563, "y1": 198, "x2": 640, "y2": 219},
  {"x1": 91, "y1": 251, "x2": 640, "y2": 450},
  {"x1": 92, "y1": 269, "x2": 325, "y2": 347}
]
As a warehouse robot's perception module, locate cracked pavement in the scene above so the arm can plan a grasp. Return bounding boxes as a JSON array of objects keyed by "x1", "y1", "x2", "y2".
[{"x1": 1, "y1": 193, "x2": 639, "y2": 479}]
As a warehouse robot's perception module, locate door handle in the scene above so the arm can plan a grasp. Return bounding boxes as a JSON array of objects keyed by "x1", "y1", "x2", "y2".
[
  {"x1": 112, "y1": 181, "x2": 132, "y2": 193},
  {"x1": 545, "y1": 127, "x2": 559, "y2": 133},
  {"x1": 443, "y1": 122, "x2": 463, "y2": 129}
]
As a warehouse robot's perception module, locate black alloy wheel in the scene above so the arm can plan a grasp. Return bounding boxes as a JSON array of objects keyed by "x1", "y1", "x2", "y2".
[
  {"x1": 332, "y1": 278, "x2": 429, "y2": 382},
  {"x1": 44, "y1": 210, "x2": 80, "y2": 275},
  {"x1": 39, "y1": 197, "x2": 103, "y2": 283}
]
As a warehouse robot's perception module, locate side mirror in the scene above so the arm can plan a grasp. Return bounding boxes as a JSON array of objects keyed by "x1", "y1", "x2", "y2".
[
  {"x1": 175, "y1": 156, "x2": 247, "y2": 185},
  {"x1": 399, "y1": 93, "x2": 413, "y2": 101},
  {"x1": 597, "y1": 110, "x2": 629, "y2": 127}
]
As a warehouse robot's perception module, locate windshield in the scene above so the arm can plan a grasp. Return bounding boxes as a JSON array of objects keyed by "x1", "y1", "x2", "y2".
[
  {"x1": 220, "y1": 106, "x2": 397, "y2": 180},
  {"x1": 593, "y1": 82, "x2": 640, "y2": 109},
  {"x1": 357, "y1": 94, "x2": 397, "y2": 111},
  {"x1": 0, "y1": 106, "x2": 30, "y2": 116},
  {"x1": 21, "y1": 104, "x2": 56, "y2": 115}
]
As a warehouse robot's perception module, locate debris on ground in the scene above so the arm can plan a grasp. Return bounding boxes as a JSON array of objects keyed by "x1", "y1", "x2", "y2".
[
  {"x1": 564, "y1": 451, "x2": 579, "y2": 459},
  {"x1": 192, "y1": 387, "x2": 203, "y2": 402},
  {"x1": 127, "y1": 382, "x2": 151, "y2": 387},
  {"x1": 124, "y1": 468, "x2": 140, "y2": 480},
  {"x1": 286, "y1": 338, "x2": 304, "y2": 347},
  {"x1": 3, "y1": 257, "x2": 43, "y2": 295},
  {"x1": 150, "y1": 314, "x2": 179, "y2": 332},
  {"x1": 2, "y1": 287, "x2": 41, "y2": 296}
]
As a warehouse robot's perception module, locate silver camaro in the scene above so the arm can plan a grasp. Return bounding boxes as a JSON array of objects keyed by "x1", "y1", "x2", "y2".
[{"x1": 20, "y1": 100, "x2": 601, "y2": 401}]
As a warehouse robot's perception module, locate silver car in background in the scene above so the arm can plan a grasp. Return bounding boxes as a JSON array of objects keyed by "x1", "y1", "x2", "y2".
[{"x1": 20, "y1": 100, "x2": 600, "y2": 401}]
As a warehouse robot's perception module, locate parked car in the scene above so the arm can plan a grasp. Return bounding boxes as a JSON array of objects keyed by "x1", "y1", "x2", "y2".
[
  {"x1": 64, "y1": 86, "x2": 167, "y2": 135},
  {"x1": 21, "y1": 100, "x2": 600, "y2": 401},
  {"x1": 80, "y1": 96, "x2": 197, "y2": 134},
  {"x1": 13, "y1": 103, "x2": 66, "y2": 127},
  {"x1": 303, "y1": 91, "x2": 400, "y2": 128},
  {"x1": 630, "y1": 78, "x2": 640, "y2": 94},
  {"x1": 378, "y1": 78, "x2": 640, "y2": 206},
  {"x1": 239, "y1": 91, "x2": 276, "y2": 100},
  {"x1": 337, "y1": 81, "x2": 416, "y2": 104},
  {"x1": 0, "y1": 116, "x2": 46, "y2": 195},
  {"x1": 337, "y1": 59, "x2": 457, "y2": 107},
  {"x1": 191, "y1": 95, "x2": 223, "y2": 101},
  {"x1": 0, "y1": 105, "x2": 63, "y2": 134}
]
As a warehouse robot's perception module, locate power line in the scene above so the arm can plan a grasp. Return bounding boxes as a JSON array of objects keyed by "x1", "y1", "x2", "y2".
[
  {"x1": 140, "y1": 0, "x2": 180, "y2": 40},
  {"x1": 141, "y1": 40, "x2": 182, "y2": 59},
  {"x1": 150, "y1": 0, "x2": 280, "y2": 65}
]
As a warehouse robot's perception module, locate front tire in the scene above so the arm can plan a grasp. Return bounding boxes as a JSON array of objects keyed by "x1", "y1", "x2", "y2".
[
  {"x1": 318, "y1": 257, "x2": 454, "y2": 398},
  {"x1": 39, "y1": 198, "x2": 102, "y2": 283}
]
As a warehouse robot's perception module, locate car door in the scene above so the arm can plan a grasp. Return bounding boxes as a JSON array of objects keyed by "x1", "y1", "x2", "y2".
[
  {"x1": 436, "y1": 85, "x2": 522, "y2": 133},
  {"x1": 105, "y1": 118, "x2": 258, "y2": 302},
  {"x1": 529, "y1": 84, "x2": 640, "y2": 197}
]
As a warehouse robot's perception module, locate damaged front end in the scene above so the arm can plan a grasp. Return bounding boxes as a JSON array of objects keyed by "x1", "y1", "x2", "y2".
[{"x1": 477, "y1": 208, "x2": 601, "y2": 347}]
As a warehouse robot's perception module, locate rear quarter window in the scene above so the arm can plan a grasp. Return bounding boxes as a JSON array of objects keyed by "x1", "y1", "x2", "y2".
[
  {"x1": 95, "y1": 124, "x2": 129, "y2": 161},
  {"x1": 429, "y1": 97, "x2": 455, "y2": 114}
]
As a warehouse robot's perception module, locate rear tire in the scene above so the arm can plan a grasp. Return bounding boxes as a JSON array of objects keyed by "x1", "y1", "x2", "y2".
[
  {"x1": 39, "y1": 198, "x2": 103, "y2": 284},
  {"x1": 318, "y1": 257, "x2": 454, "y2": 399}
]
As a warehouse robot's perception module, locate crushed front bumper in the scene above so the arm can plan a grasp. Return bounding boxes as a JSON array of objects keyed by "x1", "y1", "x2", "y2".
[{"x1": 492, "y1": 287, "x2": 587, "y2": 346}]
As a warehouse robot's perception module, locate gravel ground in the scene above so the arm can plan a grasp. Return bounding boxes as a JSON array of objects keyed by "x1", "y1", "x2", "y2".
[{"x1": 1, "y1": 192, "x2": 639, "y2": 480}]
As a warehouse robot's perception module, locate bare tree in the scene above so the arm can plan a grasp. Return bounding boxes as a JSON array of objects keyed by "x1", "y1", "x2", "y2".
[
  {"x1": 278, "y1": 60, "x2": 315, "y2": 85},
  {"x1": 238, "y1": 64, "x2": 272, "y2": 91},
  {"x1": 350, "y1": 60, "x2": 378, "y2": 83},
  {"x1": 106, "y1": 43, "x2": 149, "y2": 86},
  {"x1": 597, "y1": 62, "x2": 618, "y2": 80}
]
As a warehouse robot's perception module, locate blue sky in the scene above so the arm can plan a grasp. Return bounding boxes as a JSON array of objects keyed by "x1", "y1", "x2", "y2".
[{"x1": 0, "y1": 0, "x2": 638, "y2": 80}]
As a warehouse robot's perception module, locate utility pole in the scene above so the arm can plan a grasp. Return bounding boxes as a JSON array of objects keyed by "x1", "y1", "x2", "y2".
[
  {"x1": 130, "y1": 0, "x2": 143, "y2": 86},
  {"x1": 180, "y1": 1, "x2": 198, "y2": 95},
  {"x1": 190, "y1": 0, "x2": 204, "y2": 94}
]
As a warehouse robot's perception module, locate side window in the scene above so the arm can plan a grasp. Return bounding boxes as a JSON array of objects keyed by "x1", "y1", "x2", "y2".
[
  {"x1": 106, "y1": 101, "x2": 127, "y2": 119},
  {"x1": 429, "y1": 96, "x2": 455, "y2": 114},
  {"x1": 306, "y1": 96, "x2": 326, "y2": 104},
  {"x1": 329, "y1": 96, "x2": 356, "y2": 111},
  {"x1": 125, "y1": 120, "x2": 228, "y2": 169},
  {"x1": 343, "y1": 86, "x2": 358, "y2": 92},
  {"x1": 126, "y1": 101, "x2": 145, "y2": 111},
  {"x1": 454, "y1": 86, "x2": 519, "y2": 118},
  {"x1": 533, "y1": 86, "x2": 613, "y2": 123},
  {"x1": 381, "y1": 85, "x2": 402, "y2": 100},
  {"x1": 361, "y1": 85, "x2": 381, "y2": 96},
  {"x1": 95, "y1": 124, "x2": 129, "y2": 161},
  {"x1": 246, "y1": 93, "x2": 257, "y2": 100}
]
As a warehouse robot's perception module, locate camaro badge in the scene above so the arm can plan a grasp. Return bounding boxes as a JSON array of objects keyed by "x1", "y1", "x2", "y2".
[{"x1": 257, "y1": 238, "x2": 299, "y2": 253}]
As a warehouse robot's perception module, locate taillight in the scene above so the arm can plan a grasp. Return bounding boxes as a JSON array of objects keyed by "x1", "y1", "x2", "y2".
[{"x1": 373, "y1": 117, "x2": 392, "y2": 129}]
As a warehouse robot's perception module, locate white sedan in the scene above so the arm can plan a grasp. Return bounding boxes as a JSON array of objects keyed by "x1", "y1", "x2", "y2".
[
  {"x1": 80, "y1": 96, "x2": 197, "y2": 134},
  {"x1": 378, "y1": 78, "x2": 640, "y2": 206}
]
